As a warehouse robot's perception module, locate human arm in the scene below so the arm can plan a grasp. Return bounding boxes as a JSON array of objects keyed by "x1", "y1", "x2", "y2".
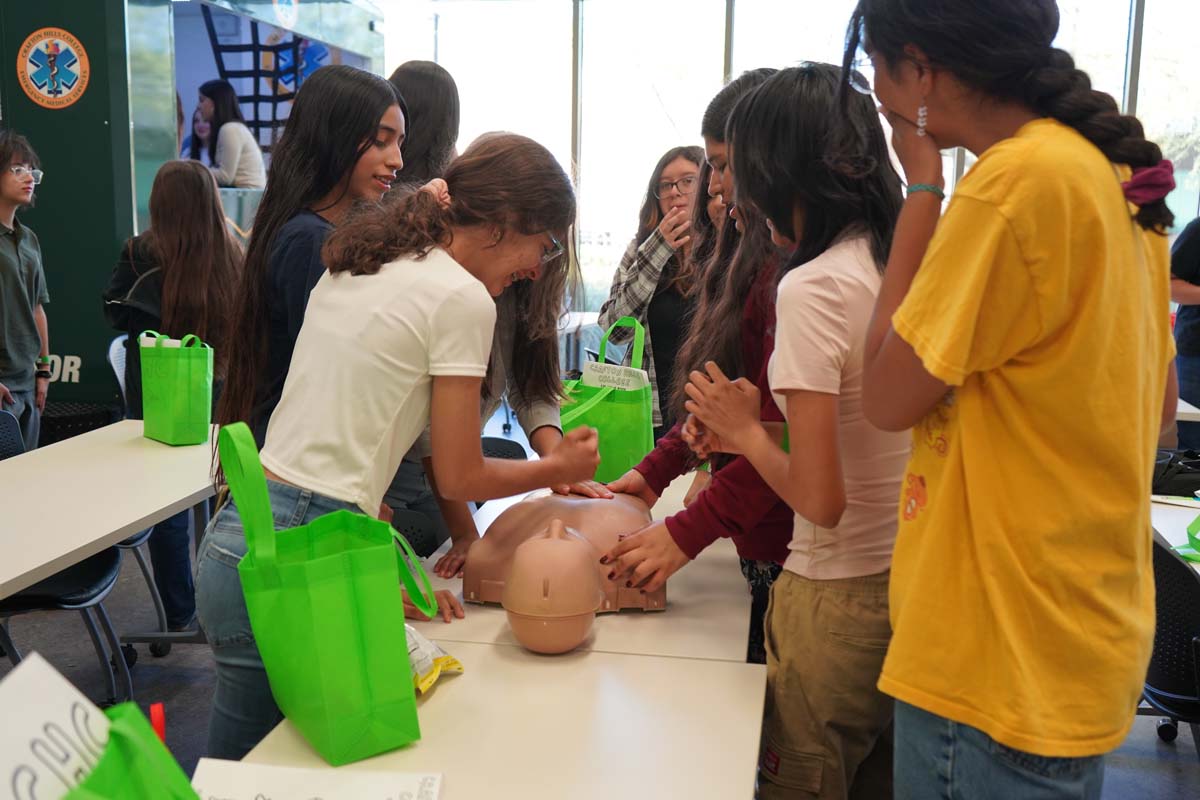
[
  {"x1": 430, "y1": 375, "x2": 599, "y2": 501},
  {"x1": 596, "y1": 231, "x2": 678, "y2": 344},
  {"x1": 861, "y1": 111, "x2": 950, "y2": 432},
  {"x1": 423, "y1": 455, "x2": 481, "y2": 578},
  {"x1": 1171, "y1": 279, "x2": 1200, "y2": 306},
  {"x1": 208, "y1": 124, "x2": 239, "y2": 187},
  {"x1": 33, "y1": 304, "x2": 49, "y2": 411},
  {"x1": 686, "y1": 363, "x2": 846, "y2": 529}
]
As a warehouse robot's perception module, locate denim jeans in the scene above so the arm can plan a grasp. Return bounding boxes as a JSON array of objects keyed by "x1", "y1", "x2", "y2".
[
  {"x1": 147, "y1": 509, "x2": 195, "y2": 628},
  {"x1": 894, "y1": 701, "x2": 1105, "y2": 800},
  {"x1": 1177, "y1": 354, "x2": 1200, "y2": 449},
  {"x1": 194, "y1": 480, "x2": 357, "y2": 760}
]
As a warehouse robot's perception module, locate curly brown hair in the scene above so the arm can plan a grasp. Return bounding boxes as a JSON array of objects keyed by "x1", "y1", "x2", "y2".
[{"x1": 322, "y1": 132, "x2": 578, "y2": 404}]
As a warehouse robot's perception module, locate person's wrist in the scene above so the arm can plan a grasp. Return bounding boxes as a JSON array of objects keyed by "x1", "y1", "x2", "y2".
[{"x1": 35, "y1": 370, "x2": 51, "y2": 380}]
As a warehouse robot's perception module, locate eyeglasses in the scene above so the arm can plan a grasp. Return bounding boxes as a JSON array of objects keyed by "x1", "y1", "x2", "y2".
[
  {"x1": 847, "y1": 56, "x2": 874, "y2": 96},
  {"x1": 9, "y1": 165, "x2": 44, "y2": 185},
  {"x1": 540, "y1": 233, "x2": 565, "y2": 265},
  {"x1": 654, "y1": 174, "x2": 698, "y2": 199}
]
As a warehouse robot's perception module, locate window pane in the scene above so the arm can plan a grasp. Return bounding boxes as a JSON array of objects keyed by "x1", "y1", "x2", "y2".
[
  {"x1": 578, "y1": 0, "x2": 726, "y2": 311},
  {"x1": 731, "y1": 0, "x2": 859, "y2": 73},
  {"x1": 383, "y1": 1, "x2": 573, "y2": 179},
  {"x1": 1053, "y1": 0, "x2": 1131, "y2": 105},
  {"x1": 1137, "y1": 0, "x2": 1200, "y2": 235}
]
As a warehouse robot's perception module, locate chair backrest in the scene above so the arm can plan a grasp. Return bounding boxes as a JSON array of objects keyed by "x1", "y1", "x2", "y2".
[
  {"x1": 391, "y1": 509, "x2": 439, "y2": 559},
  {"x1": 107, "y1": 334, "x2": 128, "y2": 402},
  {"x1": 0, "y1": 410, "x2": 25, "y2": 460},
  {"x1": 481, "y1": 436, "x2": 527, "y2": 461},
  {"x1": 1146, "y1": 532, "x2": 1200, "y2": 705}
]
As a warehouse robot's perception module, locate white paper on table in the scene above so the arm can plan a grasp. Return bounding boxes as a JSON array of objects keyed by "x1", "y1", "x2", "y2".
[
  {"x1": 191, "y1": 758, "x2": 443, "y2": 799},
  {"x1": 581, "y1": 361, "x2": 649, "y2": 391},
  {"x1": 0, "y1": 651, "x2": 112, "y2": 800}
]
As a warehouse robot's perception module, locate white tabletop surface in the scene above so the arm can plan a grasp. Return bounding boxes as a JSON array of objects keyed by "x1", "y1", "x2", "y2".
[
  {"x1": 245, "y1": 640, "x2": 766, "y2": 799},
  {"x1": 1178, "y1": 398, "x2": 1200, "y2": 423},
  {"x1": 0, "y1": 420, "x2": 216, "y2": 599},
  {"x1": 410, "y1": 473, "x2": 752, "y2": 663},
  {"x1": 1151, "y1": 500, "x2": 1200, "y2": 573}
]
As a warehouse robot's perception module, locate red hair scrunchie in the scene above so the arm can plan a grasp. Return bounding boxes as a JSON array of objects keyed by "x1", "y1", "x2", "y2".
[{"x1": 1122, "y1": 159, "x2": 1175, "y2": 206}]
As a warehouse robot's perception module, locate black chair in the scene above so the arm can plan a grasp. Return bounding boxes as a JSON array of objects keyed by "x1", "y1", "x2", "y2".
[
  {"x1": 477, "y1": 437, "x2": 528, "y2": 508},
  {"x1": 0, "y1": 410, "x2": 134, "y2": 704},
  {"x1": 392, "y1": 509, "x2": 440, "y2": 560},
  {"x1": 1137, "y1": 531, "x2": 1200, "y2": 759},
  {"x1": 108, "y1": 333, "x2": 174, "y2": 658},
  {"x1": 482, "y1": 437, "x2": 528, "y2": 461}
]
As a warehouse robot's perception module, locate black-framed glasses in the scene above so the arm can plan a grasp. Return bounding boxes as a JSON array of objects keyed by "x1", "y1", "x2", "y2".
[
  {"x1": 540, "y1": 233, "x2": 565, "y2": 265},
  {"x1": 654, "y1": 174, "x2": 698, "y2": 199},
  {"x1": 9, "y1": 165, "x2": 44, "y2": 185}
]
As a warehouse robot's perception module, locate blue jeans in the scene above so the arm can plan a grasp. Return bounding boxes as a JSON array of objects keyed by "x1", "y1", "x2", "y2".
[
  {"x1": 894, "y1": 701, "x2": 1105, "y2": 800},
  {"x1": 1177, "y1": 354, "x2": 1200, "y2": 449},
  {"x1": 194, "y1": 480, "x2": 357, "y2": 760},
  {"x1": 147, "y1": 509, "x2": 195, "y2": 628}
]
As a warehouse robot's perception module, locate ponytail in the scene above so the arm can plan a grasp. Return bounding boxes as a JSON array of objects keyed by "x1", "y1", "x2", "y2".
[
  {"x1": 323, "y1": 189, "x2": 450, "y2": 276},
  {"x1": 1023, "y1": 48, "x2": 1173, "y2": 233}
]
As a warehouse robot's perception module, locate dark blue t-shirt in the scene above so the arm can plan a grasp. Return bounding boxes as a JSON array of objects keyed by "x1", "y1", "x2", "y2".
[
  {"x1": 252, "y1": 209, "x2": 334, "y2": 445},
  {"x1": 1171, "y1": 217, "x2": 1200, "y2": 356}
]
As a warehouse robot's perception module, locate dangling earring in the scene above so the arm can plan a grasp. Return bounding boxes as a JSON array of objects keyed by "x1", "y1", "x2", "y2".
[{"x1": 916, "y1": 103, "x2": 928, "y2": 138}]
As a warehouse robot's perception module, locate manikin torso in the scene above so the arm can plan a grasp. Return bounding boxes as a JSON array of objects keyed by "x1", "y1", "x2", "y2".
[{"x1": 462, "y1": 490, "x2": 667, "y2": 612}]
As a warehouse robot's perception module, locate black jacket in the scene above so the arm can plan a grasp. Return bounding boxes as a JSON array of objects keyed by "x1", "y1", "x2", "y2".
[{"x1": 101, "y1": 234, "x2": 163, "y2": 419}]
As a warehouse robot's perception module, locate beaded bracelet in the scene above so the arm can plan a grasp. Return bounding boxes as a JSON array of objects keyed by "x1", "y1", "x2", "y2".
[{"x1": 907, "y1": 183, "x2": 945, "y2": 200}]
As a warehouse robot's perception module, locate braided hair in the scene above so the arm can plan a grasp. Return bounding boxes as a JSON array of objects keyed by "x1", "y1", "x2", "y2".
[{"x1": 843, "y1": 0, "x2": 1172, "y2": 232}]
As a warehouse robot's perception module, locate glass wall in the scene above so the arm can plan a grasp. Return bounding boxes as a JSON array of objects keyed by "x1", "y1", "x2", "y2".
[
  {"x1": 382, "y1": 0, "x2": 1200, "y2": 303},
  {"x1": 576, "y1": 0, "x2": 726, "y2": 305},
  {"x1": 1138, "y1": 0, "x2": 1200, "y2": 235}
]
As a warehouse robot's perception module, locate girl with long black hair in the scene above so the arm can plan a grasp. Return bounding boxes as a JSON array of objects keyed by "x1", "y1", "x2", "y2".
[
  {"x1": 216, "y1": 65, "x2": 407, "y2": 446},
  {"x1": 602, "y1": 69, "x2": 793, "y2": 666},
  {"x1": 846, "y1": 1, "x2": 1175, "y2": 795},
  {"x1": 682, "y1": 63, "x2": 906, "y2": 799},
  {"x1": 192, "y1": 79, "x2": 265, "y2": 189}
]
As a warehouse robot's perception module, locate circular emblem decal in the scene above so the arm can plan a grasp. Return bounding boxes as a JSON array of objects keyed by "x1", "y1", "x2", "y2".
[
  {"x1": 17, "y1": 27, "x2": 90, "y2": 110},
  {"x1": 273, "y1": 0, "x2": 300, "y2": 29}
]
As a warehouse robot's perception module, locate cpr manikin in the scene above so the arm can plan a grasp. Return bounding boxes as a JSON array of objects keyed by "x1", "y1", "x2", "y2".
[{"x1": 463, "y1": 490, "x2": 668, "y2": 616}]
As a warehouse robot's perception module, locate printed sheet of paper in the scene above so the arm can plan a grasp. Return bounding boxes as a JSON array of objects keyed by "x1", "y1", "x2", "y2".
[
  {"x1": 192, "y1": 758, "x2": 443, "y2": 800},
  {"x1": 0, "y1": 652, "x2": 112, "y2": 800}
]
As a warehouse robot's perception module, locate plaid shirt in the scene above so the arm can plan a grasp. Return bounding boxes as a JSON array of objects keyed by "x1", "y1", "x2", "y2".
[{"x1": 597, "y1": 230, "x2": 677, "y2": 426}]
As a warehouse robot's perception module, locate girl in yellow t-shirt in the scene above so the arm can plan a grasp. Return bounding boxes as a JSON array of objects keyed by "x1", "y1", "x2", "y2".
[{"x1": 846, "y1": 0, "x2": 1177, "y2": 797}]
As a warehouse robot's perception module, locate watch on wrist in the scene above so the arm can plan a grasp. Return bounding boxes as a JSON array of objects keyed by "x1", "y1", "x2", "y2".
[{"x1": 35, "y1": 369, "x2": 51, "y2": 380}]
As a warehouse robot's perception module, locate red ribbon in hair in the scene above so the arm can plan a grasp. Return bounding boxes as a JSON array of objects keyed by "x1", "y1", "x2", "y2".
[{"x1": 1123, "y1": 159, "x2": 1175, "y2": 206}]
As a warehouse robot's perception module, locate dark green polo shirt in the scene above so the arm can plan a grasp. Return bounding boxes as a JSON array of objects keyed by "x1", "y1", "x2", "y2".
[{"x1": 0, "y1": 218, "x2": 49, "y2": 392}]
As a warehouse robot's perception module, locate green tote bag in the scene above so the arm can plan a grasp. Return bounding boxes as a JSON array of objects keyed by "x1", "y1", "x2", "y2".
[
  {"x1": 140, "y1": 330, "x2": 213, "y2": 446},
  {"x1": 64, "y1": 703, "x2": 198, "y2": 800},
  {"x1": 218, "y1": 422, "x2": 438, "y2": 766},
  {"x1": 561, "y1": 316, "x2": 655, "y2": 483}
]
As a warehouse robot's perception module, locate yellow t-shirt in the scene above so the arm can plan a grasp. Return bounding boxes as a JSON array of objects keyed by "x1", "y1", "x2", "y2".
[{"x1": 881, "y1": 119, "x2": 1174, "y2": 757}]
